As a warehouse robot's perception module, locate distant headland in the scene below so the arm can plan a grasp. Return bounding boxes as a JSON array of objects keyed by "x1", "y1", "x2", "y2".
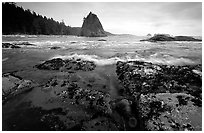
[{"x1": 2, "y1": 2, "x2": 110, "y2": 37}]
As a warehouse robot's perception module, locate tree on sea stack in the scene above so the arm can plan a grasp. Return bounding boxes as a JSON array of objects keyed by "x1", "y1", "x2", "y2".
[{"x1": 80, "y1": 12, "x2": 107, "y2": 37}]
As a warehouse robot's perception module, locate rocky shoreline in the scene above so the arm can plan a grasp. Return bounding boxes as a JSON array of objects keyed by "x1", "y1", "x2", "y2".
[
  {"x1": 2, "y1": 58, "x2": 202, "y2": 131},
  {"x1": 2, "y1": 73, "x2": 37, "y2": 104},
  {"x1": 116, "y1": 61, "x2": 202, "y2": 130}
]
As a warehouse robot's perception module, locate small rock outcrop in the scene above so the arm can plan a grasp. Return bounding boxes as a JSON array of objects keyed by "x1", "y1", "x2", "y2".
[
  {"x1": 2, "y1": 42, "x2": 36, "y2": 49},
  {"x1": 14, "y1": 42, "x2": 36, "y2": 46},
  {"x1": 50, "y1": 46, "x2": 61, "y2": 50},
  {"x1": 140, "y1": 34, "x2": 202, "y2": 42},
  {"x1": 174, "y1": 36, "x2": 202, "y2": 41},
  {"x1": 35, "y1": 58, "x2": 96, "y2": 71},
  {"x1": 80, "y1": 12, "x2": 107, "y2": 37},
  {"x1": 2, "y1": 43, "x2": 21, "y2": 48}
]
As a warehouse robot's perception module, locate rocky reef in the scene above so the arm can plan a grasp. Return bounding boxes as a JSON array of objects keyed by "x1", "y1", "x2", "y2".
[
  {"x1": 116, "y1": 61, "x2": 202, "y2": 130},
  {"x1": 35, "y1": 58, "x2": 96, "y2": 72},
  {"x1": 2, "y1": 43, "x2": 21, "y2": 48},
  {"x1": 13, "y1": 42, "x2": 36, "y2": 46},
  {"x1": 50, "y1": 46, "x2": 61, "y2": 50},
  {"x1": 2, "y1": 42, "x2": 36, "y2": 49},
  {"x1": 42, "y1": 77, "x2": 112, "y2": 115},
  {"x1": 80, "y1": 12, "x2": 107, "y2": 37},
  {"x1": 38, "y1": 74, "x2": 138, "y2": 130},
  {"x1": 140, "y1": 34, "x2": 202, "y2": 42},
  {"x1": 2, "y1": 56, "x2": 202, "y2": 131},
  {"x1": 2, "y1": 73, "x2": 36, "y2": 103}
]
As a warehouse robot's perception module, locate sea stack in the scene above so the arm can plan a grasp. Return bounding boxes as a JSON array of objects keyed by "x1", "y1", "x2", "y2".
[{"x1": 80, "y1": 12, "x2": 107, "y2": 37}]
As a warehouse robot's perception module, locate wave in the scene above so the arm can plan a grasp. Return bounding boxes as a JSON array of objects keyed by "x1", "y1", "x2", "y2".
[
  {"x1": 51, "y1": 53, "x2": 123, "y2": 66},
  {"x1": 33, "y1": 41, "x2": 63, "y2": 45},
  {"x1": 51, "y1": 53, "x2": 196, "y2": 66},
  {"x1": 2, "y1": 57, "x2": 9, "y2": 62}
]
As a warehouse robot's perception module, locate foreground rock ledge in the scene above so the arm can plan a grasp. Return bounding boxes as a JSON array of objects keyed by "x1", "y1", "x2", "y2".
[
  {"x1": 116, "y1": 61, "x2": 202, "y2": 131},
  {"x1": 2, "y1": 73, "x2": 36, "y2": 103}
]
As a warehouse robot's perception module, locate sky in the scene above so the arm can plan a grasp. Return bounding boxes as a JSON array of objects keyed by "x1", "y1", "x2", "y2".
[{"x1": 16, "y1": 2, "x2": 202, "y2": 36}]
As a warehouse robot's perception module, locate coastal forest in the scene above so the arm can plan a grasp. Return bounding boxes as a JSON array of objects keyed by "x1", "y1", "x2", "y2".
[{"x1": 2, "y1": 2, "x2": 80, "y2": 35}]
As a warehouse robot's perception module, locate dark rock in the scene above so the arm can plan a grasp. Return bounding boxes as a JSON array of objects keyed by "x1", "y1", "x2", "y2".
[
  {"x1": 70, "y1": 41, "x2": 77, "y2": 44},
  {"x1": 40, "y1": 113, "x2": 67, "y2": 130},
  {"x1": 14, "y1": 42, "x2": 36, "y2": 46},
  {"x1": 98, "y1": 39, "x2": 107, "y2": 41},
  {"x1": 50, "y1": 46, "x2": 61, "y2": 50},
  {"x1": 35, "y1": 58, "x2": 96, "y2": 71},
  {"x1": 140, "y1": 34, "x2": 202, "y2": 42},
  {"x1": 174, "y1": 36, "x2": 202, "y2": 41},
  {"x1": 42, "y1": 77, "x2": 112, "y2": 115},
  {"x1": 116, "y1": 61, "x2": 201, "y2": 97},
  {"x1": 140, "y1": 34, "x2": 174, "y2": 42},
  {"x1": 138, "y1": 93, "x2": 201, "y2": 131},
  {"x1": 82, "y1": 117, "x2": 118, "y2": 131},
  {"x1": 80, "y1": 12, "x2": 107, "y2": 37},
  {"x1": 2, "y1": 43, "x2": 21, "y2": 48},
  {"x1": 36, "y1": 58, "x2": 64, "y2": 70},
  {"x1": 128, "y1": 117, "x2": 137, "y2": 128},
  {"x1": 116, "y1": 61, "x2": 202, "y2": 131}
]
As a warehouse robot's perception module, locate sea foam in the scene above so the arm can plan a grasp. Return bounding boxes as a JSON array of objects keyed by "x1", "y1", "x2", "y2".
[{"x1": 51, "y1": 53, "x2": 196, "y2": 66}]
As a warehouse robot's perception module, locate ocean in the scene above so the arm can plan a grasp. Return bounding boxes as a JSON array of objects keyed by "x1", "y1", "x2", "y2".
[{"x1": 2, "y1": 35, "x2": 202, "y2": 66}]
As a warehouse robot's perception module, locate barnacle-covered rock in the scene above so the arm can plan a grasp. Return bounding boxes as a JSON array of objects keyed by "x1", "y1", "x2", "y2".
[
  {"x1": 42, "y1": 77, "x2": 112, "y2": 115},
  {"x1": 138, "y1": 93, "x2": 202, "y2": 131},
  {"x1": 36, "y1": 58, "x2": 64, "y2": 70},
  {"x1": 35, "y1": 58, "x2": 96, "y2": 71},
  {"x1": 116, "y1": 61, "x2": 202, "y2": 131},
  {"x1": 116, "y1": 61, "x2": 201, "y2": 99}
]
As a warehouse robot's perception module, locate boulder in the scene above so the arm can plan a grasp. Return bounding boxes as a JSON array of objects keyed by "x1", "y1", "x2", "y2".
[
  {"x1": 2, "y1": 43, "x2": 21, "y2": 48},
  {"x1": 50, "y1": 46, "x2": 61, "y2": 50}
]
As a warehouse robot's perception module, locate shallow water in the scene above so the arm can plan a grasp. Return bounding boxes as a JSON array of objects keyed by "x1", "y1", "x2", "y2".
[{"x1": 2, "y1": 35, "x2": 202, "y2": 66}]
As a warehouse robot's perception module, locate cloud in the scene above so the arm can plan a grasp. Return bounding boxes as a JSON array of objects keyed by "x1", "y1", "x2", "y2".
[{"x1": 16, "y1": 2, "x2": 202, "y2": 36}]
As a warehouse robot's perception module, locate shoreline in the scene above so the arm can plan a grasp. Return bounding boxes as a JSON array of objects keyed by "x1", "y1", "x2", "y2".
[{"x1": 2, "y1": 35, "x2": 202, "y2": 131}]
